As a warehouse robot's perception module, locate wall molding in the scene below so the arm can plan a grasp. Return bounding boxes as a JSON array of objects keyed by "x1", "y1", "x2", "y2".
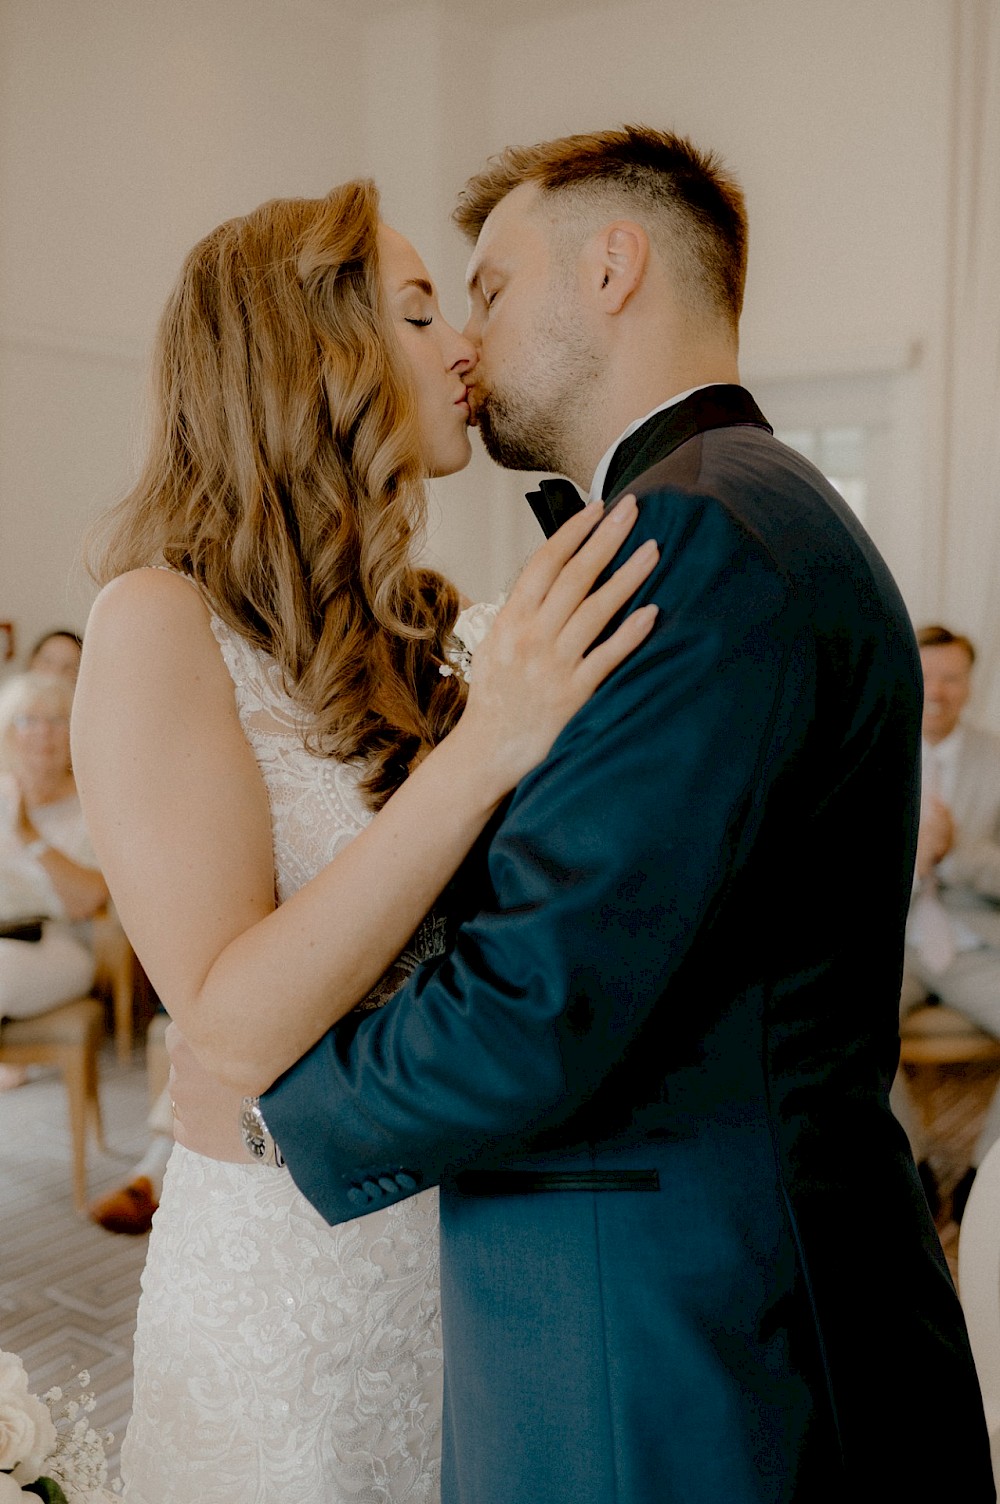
[
  {"x1": 0, "y1": 323, "x2": 146, "y2": 369},
  {"x1": 743, "y1": 338, "x2": 922, "y2": 385}
]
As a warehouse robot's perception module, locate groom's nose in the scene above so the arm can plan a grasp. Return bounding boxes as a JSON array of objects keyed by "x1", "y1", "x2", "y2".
[{"x1": 461, "y1": 309, "x2": 484, "y2": 349}]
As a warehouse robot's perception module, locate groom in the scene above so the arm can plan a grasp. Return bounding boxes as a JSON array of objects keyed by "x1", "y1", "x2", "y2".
[{"x1": 264, "y1": 128, "x2": 994, "y2": 1501}]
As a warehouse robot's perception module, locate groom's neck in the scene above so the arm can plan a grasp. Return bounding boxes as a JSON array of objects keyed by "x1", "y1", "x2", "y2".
[{"x1": 563, "y1": 347, "x2": 741, "y2": 489}]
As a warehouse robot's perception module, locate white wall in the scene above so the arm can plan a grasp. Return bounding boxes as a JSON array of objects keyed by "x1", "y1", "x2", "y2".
[
  {"x1": 0, "y1": 0, "x2": 367, "y2": 652},
  {"x1": 475, "y1": 0, "x2": 953, "y2": 608},
  {"x1": 0, "y1": 0, "x2": 961, "y2": 658}
]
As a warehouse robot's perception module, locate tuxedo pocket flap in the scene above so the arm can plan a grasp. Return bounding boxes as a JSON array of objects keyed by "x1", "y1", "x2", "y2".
[{"x1": 456, "y1": 1169, "x2": 660, "y2": 1195}]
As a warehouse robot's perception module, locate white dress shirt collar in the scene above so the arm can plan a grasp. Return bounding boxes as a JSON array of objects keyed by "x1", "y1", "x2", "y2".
[{"x1": 588, "y1": 383, "x2": 724, "y2": 502}]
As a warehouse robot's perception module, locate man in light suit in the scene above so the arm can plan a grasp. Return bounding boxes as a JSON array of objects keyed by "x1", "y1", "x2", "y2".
[
  {"x1": 263, "y1": 128, "x2": 993, "y2": 1501},
  {"x1": 895, "y1": 623, "x2": 1000, "y2": 1219}
]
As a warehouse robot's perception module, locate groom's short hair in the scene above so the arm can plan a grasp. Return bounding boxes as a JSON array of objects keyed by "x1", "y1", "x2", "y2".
[{"x1": 454, "y1": 124, "x2": 748, "y2": 330}]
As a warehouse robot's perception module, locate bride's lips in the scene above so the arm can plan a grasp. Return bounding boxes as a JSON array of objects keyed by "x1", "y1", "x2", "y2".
[{"x1": 461, "y1": 386, "x2": 480, "y2": 426}]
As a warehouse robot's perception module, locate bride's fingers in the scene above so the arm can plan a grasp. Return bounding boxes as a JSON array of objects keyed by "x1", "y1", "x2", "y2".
[
  {"x1": 557, "y1": 538, "x2": 660, "y2": 657},
  {"x1": 506, "y1": 496, "x2": 639, "y2": 614},
  {"x1": 527, "y1": 496, "x2": 644, "y2": 631},
  {"x1": 572, "y1": 602, "x2": 660, "y2": 694},
  {"x1": 504, "y1": 499, "x2": 604, "y2": 609}
]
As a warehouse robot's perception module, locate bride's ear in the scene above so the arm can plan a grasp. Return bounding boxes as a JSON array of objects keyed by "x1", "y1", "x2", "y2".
[{"x1": 588, "y1": 221, "x2": 648, "y2": 315}]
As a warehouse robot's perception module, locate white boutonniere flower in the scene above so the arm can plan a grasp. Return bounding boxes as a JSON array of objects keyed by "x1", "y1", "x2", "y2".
[{"x1": 439, "y1": 600, "x2": 504, "y2": 685}]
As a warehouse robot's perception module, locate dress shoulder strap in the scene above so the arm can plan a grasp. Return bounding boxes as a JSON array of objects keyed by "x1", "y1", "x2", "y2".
[{"x1": 149, "y1": 564, "x2": 298, "y2": 729}]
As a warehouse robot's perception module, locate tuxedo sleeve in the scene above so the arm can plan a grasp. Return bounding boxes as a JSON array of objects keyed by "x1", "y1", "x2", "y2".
[{"x1": 262, "y1": 492, "x2": 803, "y2": 1225}]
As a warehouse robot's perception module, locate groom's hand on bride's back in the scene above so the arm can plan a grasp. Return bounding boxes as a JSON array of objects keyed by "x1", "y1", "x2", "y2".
[{"x1": 166, "y1": 1020, "x2": 252, "y2": 1163}]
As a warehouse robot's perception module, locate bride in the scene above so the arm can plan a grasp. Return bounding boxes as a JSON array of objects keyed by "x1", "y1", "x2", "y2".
[{"x1": 71, "y1": 180, "x2": 658, "y2": 1502}]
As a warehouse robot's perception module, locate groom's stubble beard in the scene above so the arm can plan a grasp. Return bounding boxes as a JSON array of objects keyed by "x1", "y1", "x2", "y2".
[
  {"x1": 476, "y1": 389, "x2": 564, "y2": 475},
  {"x1": 475, "y1": 287, "x2": 602, "y2": 482}
]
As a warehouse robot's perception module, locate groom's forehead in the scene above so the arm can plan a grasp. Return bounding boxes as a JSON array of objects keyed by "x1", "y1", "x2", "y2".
[{"x1": 465, "y1": 182, "x2": 548, "y2": 291}]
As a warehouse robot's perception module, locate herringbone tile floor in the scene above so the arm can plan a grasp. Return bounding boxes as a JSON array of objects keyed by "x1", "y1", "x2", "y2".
[
  {"x1": 0, "y1": 1041, "x2": 149, "y2": 1479},
  {"x1": 0, "y1": 1033, "x2": 995, "y2": 1489}
]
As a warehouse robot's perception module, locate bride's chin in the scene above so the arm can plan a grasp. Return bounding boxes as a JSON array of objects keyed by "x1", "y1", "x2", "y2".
[{"x1": 426, "y1": 437, "x2": 474, "y2": 480}]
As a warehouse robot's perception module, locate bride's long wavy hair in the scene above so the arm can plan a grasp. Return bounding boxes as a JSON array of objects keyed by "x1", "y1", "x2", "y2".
[{"x1": 90, "y1": 180, "x2": 466, "y2": 809}]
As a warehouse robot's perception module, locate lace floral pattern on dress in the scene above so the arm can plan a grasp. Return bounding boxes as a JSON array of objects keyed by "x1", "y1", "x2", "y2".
[{"x1": 120, "y1": 606, "x2": 445, "y2": 1504}]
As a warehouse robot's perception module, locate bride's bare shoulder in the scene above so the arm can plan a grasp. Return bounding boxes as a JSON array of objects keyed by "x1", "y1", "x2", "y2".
[
  {"x1": 81, "y1": 568, "x2": 228, "y2": 698},
  {"x1": 90, "y1": 564, "x2": 204, "y2": 616},
  {"x1": 87, "y1": 566, "x2": 213, "y2": 647}
]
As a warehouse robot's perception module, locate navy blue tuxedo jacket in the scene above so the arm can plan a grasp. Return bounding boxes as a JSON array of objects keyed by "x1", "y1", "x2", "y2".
[{"x1": 265, "y1": 387, "x2": 994, "y2": 1502}]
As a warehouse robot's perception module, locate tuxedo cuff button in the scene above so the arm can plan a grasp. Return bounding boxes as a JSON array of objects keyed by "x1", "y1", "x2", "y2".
[
  {"x1": 347, "y1": 1186, "x2": 368, "y2": 1207},
  {"x1": 395, "y1": 1172, "x2": 417, "y2": 1191}
]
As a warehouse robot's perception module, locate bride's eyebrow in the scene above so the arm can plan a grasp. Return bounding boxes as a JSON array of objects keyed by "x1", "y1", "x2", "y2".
[{"x1": 399, "y1": 277, "x2": 435, "y2": 297}]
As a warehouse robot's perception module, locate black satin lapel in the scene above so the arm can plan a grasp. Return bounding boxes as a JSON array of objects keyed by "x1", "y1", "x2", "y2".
[{"x1": 602, "y1": 385, "x2": 772, "y2": 500}]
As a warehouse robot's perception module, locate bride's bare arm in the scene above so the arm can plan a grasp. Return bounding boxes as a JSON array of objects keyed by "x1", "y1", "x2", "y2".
[{"x1": 72, "y1": 499, "x2": 657, "y2": 1094}]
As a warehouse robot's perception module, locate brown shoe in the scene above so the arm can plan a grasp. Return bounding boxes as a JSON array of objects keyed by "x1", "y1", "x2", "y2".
[{"x1": 88, "y1": 1176, "x2": 158, "y2": 1235}]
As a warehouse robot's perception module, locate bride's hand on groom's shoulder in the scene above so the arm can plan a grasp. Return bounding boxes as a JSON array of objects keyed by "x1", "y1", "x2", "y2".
[
  {"x1": 166, "y1": 1020, "x2": 256, "y2": 1164},
  {"x1": 454, "y1": 496, "x2": 659, "y2": 794}
]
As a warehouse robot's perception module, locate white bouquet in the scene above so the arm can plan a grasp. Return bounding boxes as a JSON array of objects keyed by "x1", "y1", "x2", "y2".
[{"x1": 0, "y1": 1349, "x2": 116, "y2": 1503}]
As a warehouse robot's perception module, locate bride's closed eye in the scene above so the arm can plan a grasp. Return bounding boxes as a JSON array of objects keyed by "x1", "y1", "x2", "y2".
[{"x1": 405, "y1": 317, "x2": 433, "y2": 328}]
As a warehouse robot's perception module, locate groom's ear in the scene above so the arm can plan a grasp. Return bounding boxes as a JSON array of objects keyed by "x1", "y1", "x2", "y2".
[{"x1": 588, "y1": 220, "x2": 648, "y2": 314}]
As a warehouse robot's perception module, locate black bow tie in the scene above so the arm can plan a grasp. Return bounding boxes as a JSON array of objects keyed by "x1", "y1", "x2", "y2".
[
  {"x1": 524, "y1": 388, "x2": 773, "y2": 538},
  {"x1": 524, "y1": 477, "x2": 586, "y2": 539}
]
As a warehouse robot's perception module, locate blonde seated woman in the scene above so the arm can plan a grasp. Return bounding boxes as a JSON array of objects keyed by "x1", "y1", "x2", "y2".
[
  {"x1": 72, "y1": 181, "x2": 658, "y2": 1502},
  {"x1": 0, "y1": 670, "x2": 108, "y2": 1086}
]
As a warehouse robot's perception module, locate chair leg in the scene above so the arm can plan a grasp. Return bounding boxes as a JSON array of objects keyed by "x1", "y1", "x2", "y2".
[
  {"x1": 916, "y1": 1065, "x2": 942, "y2": 1134},
  {"x1": 85, "y1": 1038, "x2": 105, "y2": 1152},
  {"x1": 114, "y1": 970, "x2": 134, "y2": 1063},
  {"x1": 63, "y1": 1053, "x2": 90, "y2": 1212}
]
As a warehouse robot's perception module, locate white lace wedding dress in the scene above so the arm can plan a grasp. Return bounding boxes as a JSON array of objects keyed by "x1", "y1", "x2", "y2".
[{"x1": 120, "y1": 608, "x2": 448, "y2": 1503}]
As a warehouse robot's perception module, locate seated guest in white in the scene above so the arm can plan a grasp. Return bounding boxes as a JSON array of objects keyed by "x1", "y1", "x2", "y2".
[
  {"x1": 894, "y1": 624, "x2": 1000, "y2": 1219},
  {"x1": 0, "y1": 671, "x2": 108, "y2": 1085},
  {"x1": 21, "y1": 624, "x2": 164, "y2": 1229}
]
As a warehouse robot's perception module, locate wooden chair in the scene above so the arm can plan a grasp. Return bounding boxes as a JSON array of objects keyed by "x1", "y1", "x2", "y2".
[
  {"x1": 0, "y1": 995, "x2": 105, "y2": 1211},
  {"x1": 899, "y1": 1002, "x2": 1000, "y2": 1069},
  {"x1": 899, "y1": 1002, "x2": 1000, "y2": 1160},
  {"x1": 0, "y1": 910, "x2": 133, "y2": 1210}
]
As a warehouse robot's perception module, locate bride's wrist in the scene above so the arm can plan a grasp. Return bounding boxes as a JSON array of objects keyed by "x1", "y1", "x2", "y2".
[{"x1": 425, "y1": 719, "x2": 512, "y2": 817}]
